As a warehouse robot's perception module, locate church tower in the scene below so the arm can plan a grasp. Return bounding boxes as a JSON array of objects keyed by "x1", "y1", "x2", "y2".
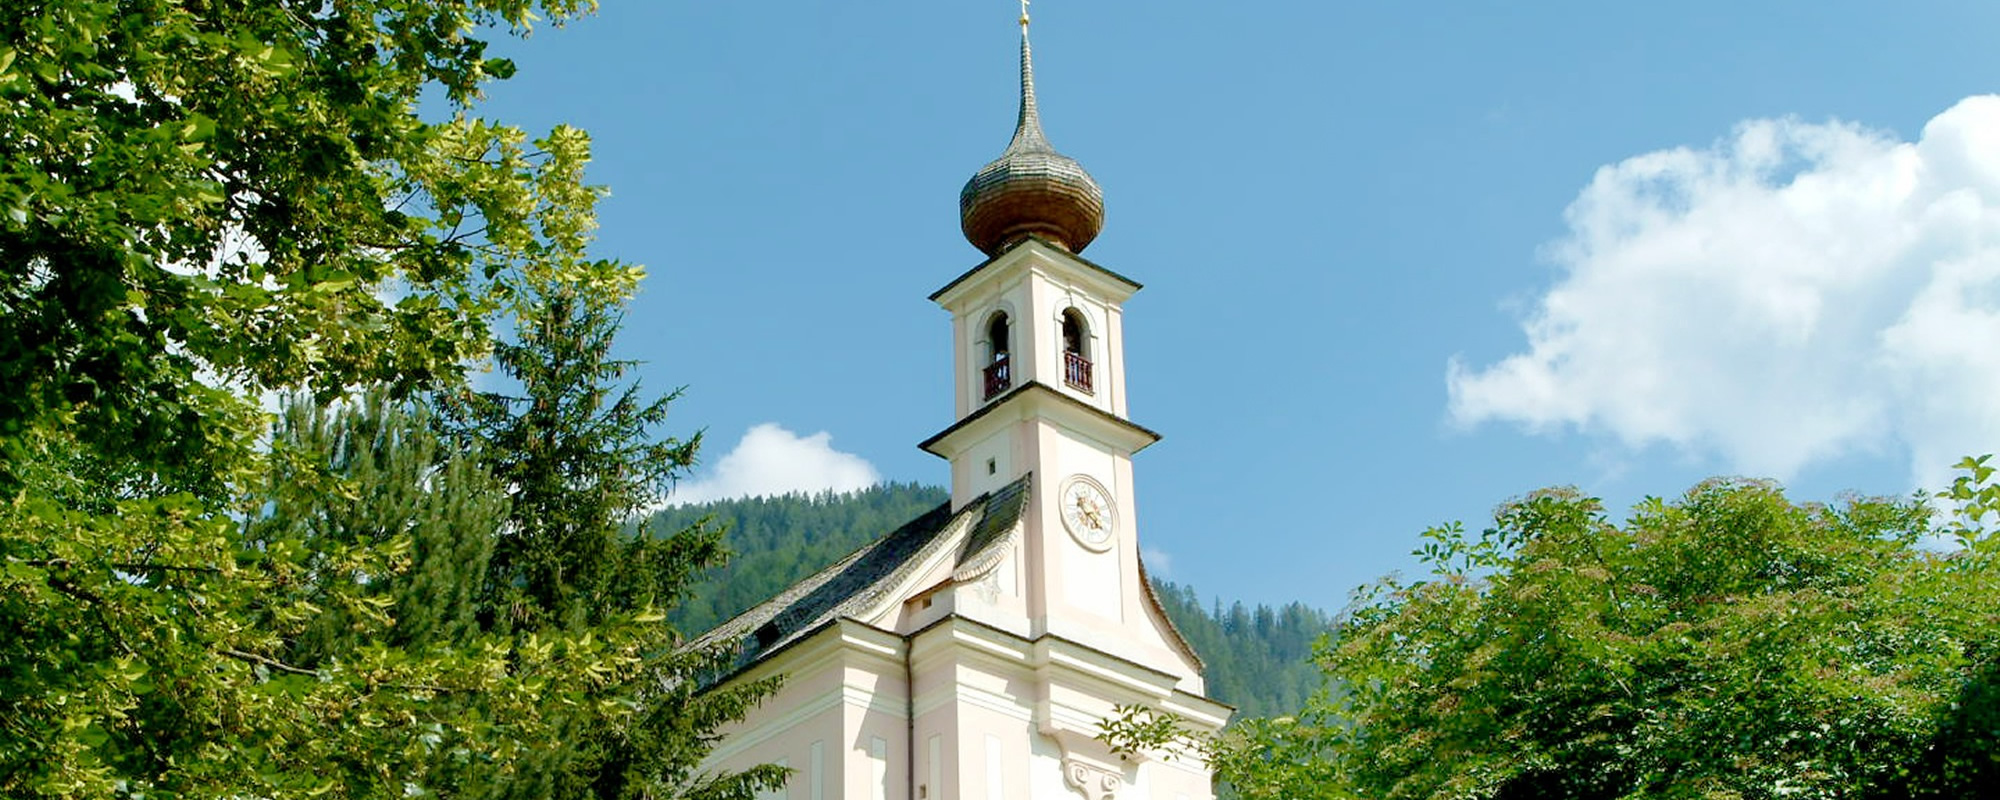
[
  {"x1": 694, "y1": 9, "x2": 1227, "y2": 800},
  {"x1": 922, "y1": 6, "x2": 1183, "y2": 685}
]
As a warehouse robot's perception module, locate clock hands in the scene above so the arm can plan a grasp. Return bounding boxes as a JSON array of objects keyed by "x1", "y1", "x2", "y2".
[
  {"x1": 1071, "y1": 491, "x2": 1106, "y2": 530},
  {"x1": 1061, "y1": 478, "x2": 1114, "y2": 548}
]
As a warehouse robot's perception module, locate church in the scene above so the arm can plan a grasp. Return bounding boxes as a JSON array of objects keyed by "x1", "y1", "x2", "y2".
[{"x1": 693, "y1": 10, "x2": 1228, "y2": 800}]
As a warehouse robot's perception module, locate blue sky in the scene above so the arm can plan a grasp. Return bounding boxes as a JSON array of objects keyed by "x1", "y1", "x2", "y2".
[{"x1": 471, "y1": 1, "x2": 2000, "y2": 611}]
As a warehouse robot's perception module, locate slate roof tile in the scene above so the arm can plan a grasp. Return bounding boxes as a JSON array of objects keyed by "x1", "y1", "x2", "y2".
[{"x1": 692, "y1": 475, "x2": 1033, "y2": 672}]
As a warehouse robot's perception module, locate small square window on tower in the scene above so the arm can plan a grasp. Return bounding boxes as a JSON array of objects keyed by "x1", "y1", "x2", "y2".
[{"x1": 986, "y1": 458, "x2": 998, "y2": 476}]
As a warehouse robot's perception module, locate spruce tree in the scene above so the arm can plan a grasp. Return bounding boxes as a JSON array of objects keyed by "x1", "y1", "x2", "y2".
[{"x1": 444, "y1": 283, "x2": 780, "y2": 800}]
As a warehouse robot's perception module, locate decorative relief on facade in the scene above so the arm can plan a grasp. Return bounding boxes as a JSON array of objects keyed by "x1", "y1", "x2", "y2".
[
  {"x1": 1062, "y1": 758, "x2": 1123, "y2": 800},
  {"x1": 970, "y1": 568, "x2": 1002, "y2": 604}
]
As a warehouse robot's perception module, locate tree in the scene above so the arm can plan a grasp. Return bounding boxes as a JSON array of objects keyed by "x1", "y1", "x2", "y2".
[
  {"x1": 442, "y1": 284, "x2": 782, "y2": 800},
  {"x1": 254, "y1": 392, "x2": 503, "y2": 658},
  {"x1": 0, "y1": 0, "x2": 629, "y2": 493},
  {"x1": 1, "y1": 3, "x2": 772, "y2": 797},
  {"x1": 1, "y1": 392, "x2": 679, "y2": 799},
  {"x1": 1107, "y1": 460, "x2": 2000, "y2": 800},
  {"x1": 1147, "y1": 580, "x2": 1334, "y2": 719},
  {"x1": 447, "y1": 286, "x2": 700, "y2": 632}
]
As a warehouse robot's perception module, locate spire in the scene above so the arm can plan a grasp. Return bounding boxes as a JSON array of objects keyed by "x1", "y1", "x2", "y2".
[
  {"x1": 959, "y1": 2, "x2": 1106, "y2": 256},
  {"x1": 1010, "y1": 6, "x2": 1048, "y2": 152}
]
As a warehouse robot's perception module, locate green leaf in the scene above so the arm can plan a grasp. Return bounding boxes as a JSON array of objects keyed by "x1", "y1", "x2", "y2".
[
  {"x1": 182, "y1": 113, "x2": 216, "y2": 142},
  {"x1": 311, "y1": 271, "x2": 356, "y2": 293},
  {"x1": 4, "y1": 560, "x2": 46, "y2": 582}
]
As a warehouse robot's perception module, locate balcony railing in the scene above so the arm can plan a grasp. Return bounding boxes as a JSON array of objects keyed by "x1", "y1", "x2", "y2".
[
  {"x1": 983, "y1": 356, "x2": 1012, "y2": 400},
  {"x1": 1064, "y1": 351, "x2": 1094, "y2": 394}
]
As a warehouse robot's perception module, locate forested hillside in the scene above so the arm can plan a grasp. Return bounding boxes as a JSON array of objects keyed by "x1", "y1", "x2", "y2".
[
  {"x1": 654, "y1": 485, "x2": 1333, "y2": 717},
  {"x1": 651, "y1": 483, "x2": 950, "y2": 636},
  {"x1": 1150, "y1": 581, "x2": 1335, "y2": 718}
]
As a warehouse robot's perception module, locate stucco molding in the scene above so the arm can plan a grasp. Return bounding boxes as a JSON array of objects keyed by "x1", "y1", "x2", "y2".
[
  {"x1": 702, "y1": 620, "x2": 914, "y2": 766},
  {"x1": 703, "y1": 683, "x2": 845, "y2": 766},
  {"x1": 930, "y1": 236, "x2": 1141, "y2": 307},
  {"x1": 920, "y1": 381, "x2": 1161, "y2": 461},
  {"x1": 1062, "y1": 758, "x2": 1125, "y2": 800}
]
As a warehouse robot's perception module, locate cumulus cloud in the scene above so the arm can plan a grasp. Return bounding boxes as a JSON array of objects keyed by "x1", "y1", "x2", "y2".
[
  {"x1": 1449, "y1": 96, "x2": 2000, "y2": 489},
  {"x1": 668, "y1": 423, "x2": 881, "y2": 505},
  {"x1": 1142, "y1": 547, "x2": 1174, "y2": 578}
]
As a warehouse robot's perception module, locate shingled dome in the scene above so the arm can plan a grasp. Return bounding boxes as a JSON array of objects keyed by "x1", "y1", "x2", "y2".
[{"x1": 959, "y1": 28, "x2": 1104, "y2": 256}]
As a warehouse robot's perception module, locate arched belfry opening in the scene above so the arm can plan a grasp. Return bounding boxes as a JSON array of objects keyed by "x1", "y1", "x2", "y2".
[
  {"x1": 983, "y1": 311, "x2": 1013, "y2": 400},
  {"x1": 1061, "y1": 308, "x2": 1093, "y2": 394}
]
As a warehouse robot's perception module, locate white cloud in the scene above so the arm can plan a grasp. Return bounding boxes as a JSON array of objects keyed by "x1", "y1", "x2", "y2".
[
  {"x1": 1142, "y1": 547, "x2": 1174, "y2": 578},
  {"x1": 668, "y1": 423, "x2": 881, "y2": 505},
  {"x1": 1449, "y1": 96, "x2": 2000, "y2": 489}
]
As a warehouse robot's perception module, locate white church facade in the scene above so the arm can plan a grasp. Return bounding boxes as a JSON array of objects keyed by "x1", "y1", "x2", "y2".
[{"x1": 693, "y1": 12, "x2": 1229, "y2": 800}]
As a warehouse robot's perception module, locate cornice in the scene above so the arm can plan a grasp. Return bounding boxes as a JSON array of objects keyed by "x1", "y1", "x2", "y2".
[
  {"x1": 930, "y1": 235, "x2": 1142, "y2": 306},
  {"x1": 706, "y1": 614, "x2": 1231, "y2": 745},
  {"x1": 904, "y1": 614, "x2": 1228, "y2": 726},
  {"x1": 702, "y1": 617, "x2": 903, "y2": 694},
  {"x1": 919, "y1": 381, "x2": 1161, "y2": 461}
]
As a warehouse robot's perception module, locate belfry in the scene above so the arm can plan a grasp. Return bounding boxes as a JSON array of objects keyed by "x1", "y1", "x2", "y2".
[{"x1": 695, "y1": 8, "x2": 1228, "y2": 799}]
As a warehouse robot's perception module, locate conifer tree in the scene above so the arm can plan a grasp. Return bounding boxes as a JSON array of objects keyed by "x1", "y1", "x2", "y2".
[
  {"x1": 255, "y1": 392, "x2": 503, "y2": 658},
  {"x1": 444, "y1": 284, "x2": 781, "y2": 800},
  {"x1": 450, "y1": 286, "x2": 697, "y2": 631}
]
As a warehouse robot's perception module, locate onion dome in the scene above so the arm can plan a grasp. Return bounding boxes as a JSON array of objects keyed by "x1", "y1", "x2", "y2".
[{"x1": 959, "y1": 22, "x2": 1105, "y2": 256}]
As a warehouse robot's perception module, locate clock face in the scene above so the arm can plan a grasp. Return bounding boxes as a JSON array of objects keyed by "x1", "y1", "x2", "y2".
[{"x1": 1059, "y1": 475, "x2": 1115, "y2": 551}]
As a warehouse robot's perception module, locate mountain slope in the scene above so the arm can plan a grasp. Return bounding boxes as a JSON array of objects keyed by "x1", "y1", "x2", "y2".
[
  {"x1": 649, "y1": 484, "x2": 1332, "y2": 717},
  {"x1": 1150, "y1": 580, "x2": 1335, "y2": 718},
  {"x1": 650, "y1": 482, "x2": 950, "y2": 637}
]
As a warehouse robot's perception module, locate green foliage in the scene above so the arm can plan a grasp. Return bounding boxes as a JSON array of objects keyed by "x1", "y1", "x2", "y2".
[
  {"x1": 255, "y1": 393, "x2": 502, "y2": 656},
  {"x1": 1150, "y1": 581, "x2": 1334, "y2": 719},
  {"x1": 1, "y1": 397, "x2": 668, "y2": 799},
  {"x1": 1, "y1": 3, "x2": 776, "y2": 797},
  {"x1": 1940, "y1": 454, "x2": 2000, "y2": 547},
  {"x1": 648, "y1": 484, "x2": 950, "y2": 635},
  {"x1": 442, "y1": 287, "x2": 782, "y2": 800},
  {"x1": 446, "y1": 286, "x2": 704, "y2": 632},
  {"x1": 0, "y1": 0, "x2": 628, "y2": 493},
  {"x1": 1113, "y1": 464, "x2": 2000, "y2": 800}
]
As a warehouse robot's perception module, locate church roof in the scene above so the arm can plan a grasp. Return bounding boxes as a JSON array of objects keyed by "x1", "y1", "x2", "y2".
[{"x1": 690, "y1": 476, "x2": 1033, "y2": 671}]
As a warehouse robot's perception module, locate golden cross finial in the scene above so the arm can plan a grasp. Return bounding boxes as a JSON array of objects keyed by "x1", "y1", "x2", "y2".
[{"x1": 1020, "y1": 0, "x2": 1031, "y2": 29}]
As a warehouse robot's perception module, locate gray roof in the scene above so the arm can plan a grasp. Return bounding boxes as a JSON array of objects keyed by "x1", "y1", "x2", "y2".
[{"x1": 692, "y1": 476, "x2": 1033, "y2": 672}]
